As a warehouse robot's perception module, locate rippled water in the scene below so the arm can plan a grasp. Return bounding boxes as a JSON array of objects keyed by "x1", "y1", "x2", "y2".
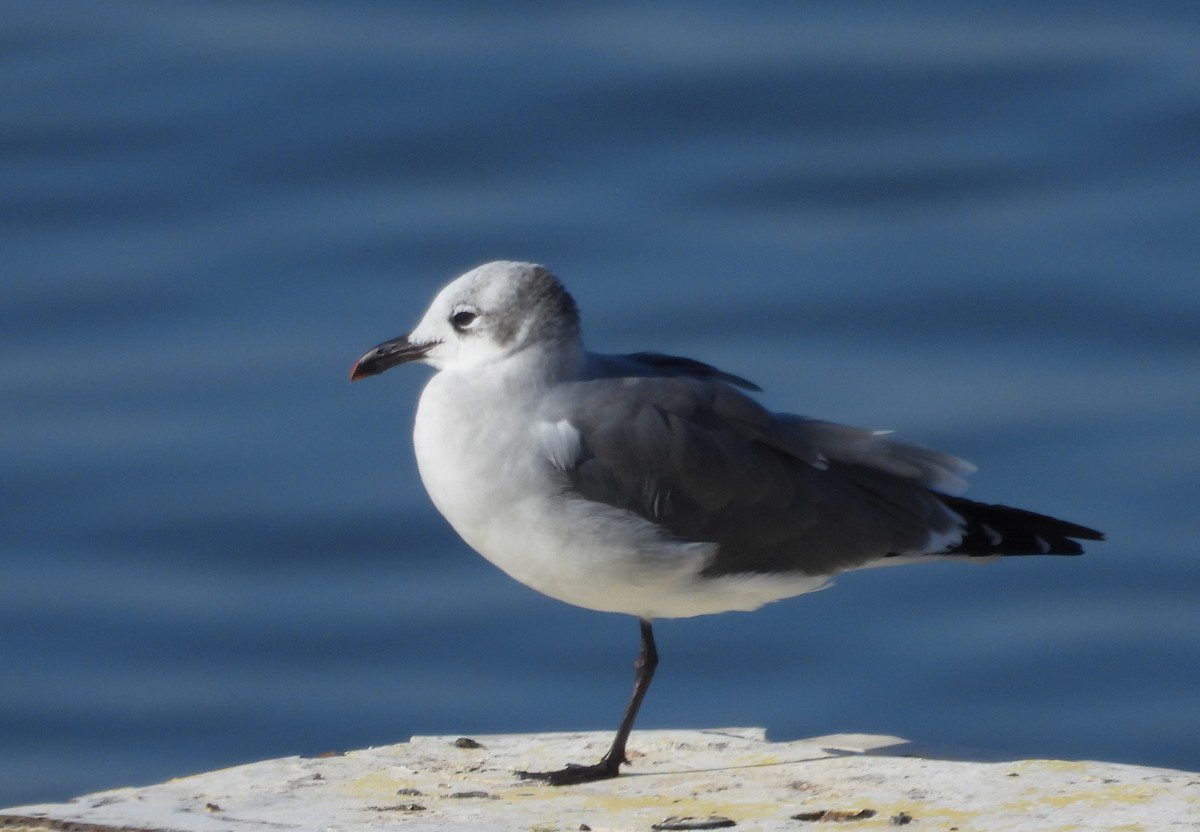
[{"x1": 3, "y1": 2, "x2": 1198, "y2": 807}]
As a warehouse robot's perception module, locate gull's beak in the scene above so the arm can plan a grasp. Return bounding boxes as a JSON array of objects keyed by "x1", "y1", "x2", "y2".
[{"x1": 350, "y1": 334, "x2": 434, "y2": 381}]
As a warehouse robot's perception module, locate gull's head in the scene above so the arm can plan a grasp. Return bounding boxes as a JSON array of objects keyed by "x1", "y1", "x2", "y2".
[{"x1": 350, "y1": 261, "x2": 581, "y2": 380}]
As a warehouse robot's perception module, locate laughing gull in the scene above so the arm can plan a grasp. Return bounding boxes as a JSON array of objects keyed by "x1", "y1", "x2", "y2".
[{"x1": 350, "y1": 260, "x2": 1103, "y2": 785}]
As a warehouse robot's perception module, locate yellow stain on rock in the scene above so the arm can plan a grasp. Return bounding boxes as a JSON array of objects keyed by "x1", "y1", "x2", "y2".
[{"x1": 344, "y1": 771, "x2": 419, "y2": 799}]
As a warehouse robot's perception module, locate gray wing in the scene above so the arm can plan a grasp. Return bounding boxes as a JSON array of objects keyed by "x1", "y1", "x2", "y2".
[
  {"x1": 618, "y1": 352, "x2": 762, "y2": 391},
  {"x1": 537, "y1": 367, "x2": 970, "y2": 578}
]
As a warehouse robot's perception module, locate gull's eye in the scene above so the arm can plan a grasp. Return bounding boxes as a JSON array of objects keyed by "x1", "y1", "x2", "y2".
[{"x1": 450, "y1": 309, "x2": 478, "y2": 332}]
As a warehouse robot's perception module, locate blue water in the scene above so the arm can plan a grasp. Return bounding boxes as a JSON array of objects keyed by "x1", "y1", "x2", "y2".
[{"x1": 3, "y1": 2, "x2": 1199, "y2": 808}]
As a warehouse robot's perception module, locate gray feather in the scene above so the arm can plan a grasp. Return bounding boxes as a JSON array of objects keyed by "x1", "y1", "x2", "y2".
[{"x1": 539, "y1": 355, "x2": 964, "y2": 577}]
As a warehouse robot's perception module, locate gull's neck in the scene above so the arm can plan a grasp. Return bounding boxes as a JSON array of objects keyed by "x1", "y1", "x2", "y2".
[{"x1": 446, "y1": 337, "x2": 587, "y2": 396}]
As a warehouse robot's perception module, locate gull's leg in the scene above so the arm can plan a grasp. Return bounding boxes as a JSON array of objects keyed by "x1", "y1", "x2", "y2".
[{"x1": 518, "y1": 618, "x2": 658, "y2": 785}]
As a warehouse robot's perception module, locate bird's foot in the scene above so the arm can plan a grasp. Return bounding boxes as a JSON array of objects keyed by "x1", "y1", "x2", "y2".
[{"x1": 516, "y1": 757, "x2": 623, "y2": 786}]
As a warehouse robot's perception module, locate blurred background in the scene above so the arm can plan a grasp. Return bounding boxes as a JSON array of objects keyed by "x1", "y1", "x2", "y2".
[{"x1": 3, "y1": 1, "x2": 1198, "y2": 808}]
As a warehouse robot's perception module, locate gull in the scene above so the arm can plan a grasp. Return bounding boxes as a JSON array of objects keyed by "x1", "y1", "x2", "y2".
[{"x1": 350, "y1": 260, "x2": 1103, "y2": 785}]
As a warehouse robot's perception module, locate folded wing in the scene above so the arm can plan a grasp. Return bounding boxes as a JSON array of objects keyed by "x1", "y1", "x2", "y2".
[{"x1": 538, "y1": 354, "x2": 1101, "y2": 578}]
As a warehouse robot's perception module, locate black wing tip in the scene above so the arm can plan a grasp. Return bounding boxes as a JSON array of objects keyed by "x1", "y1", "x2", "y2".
[{"x1": 939, "y1": 495, "x2": 1104, "y2": 557}]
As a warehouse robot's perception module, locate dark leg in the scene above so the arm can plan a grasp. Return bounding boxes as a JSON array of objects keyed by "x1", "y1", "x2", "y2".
[{"x1": 518, "y1": 618, "x2": 658, "y2": 785}]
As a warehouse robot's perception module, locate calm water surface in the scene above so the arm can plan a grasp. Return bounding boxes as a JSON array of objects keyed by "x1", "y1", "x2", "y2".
[{"x1": 3, "y1": 2, "x2": 1198, "y2": 807}]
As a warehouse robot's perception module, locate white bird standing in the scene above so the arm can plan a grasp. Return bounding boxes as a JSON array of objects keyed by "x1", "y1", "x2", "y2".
[{"x1": 350, "y1": 261, "x2": 1102, "y2": 785}]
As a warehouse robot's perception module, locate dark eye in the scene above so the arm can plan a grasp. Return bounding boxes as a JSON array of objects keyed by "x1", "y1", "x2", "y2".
[{"x1": 450, "y1": 309, "x2": 478, "y2": 331}]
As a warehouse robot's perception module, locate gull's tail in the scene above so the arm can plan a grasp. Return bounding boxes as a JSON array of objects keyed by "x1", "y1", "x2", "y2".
[{"x1": 937, "y1": 495, "x2": 1104, "y2": 556}]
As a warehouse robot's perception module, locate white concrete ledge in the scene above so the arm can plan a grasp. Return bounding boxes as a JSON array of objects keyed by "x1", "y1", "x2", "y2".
[{"x1": 3, "y1": 729, "x2": 1196, "y2": 831}]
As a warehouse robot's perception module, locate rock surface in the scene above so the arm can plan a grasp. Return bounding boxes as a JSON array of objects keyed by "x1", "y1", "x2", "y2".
[{"x1": 3, "y1": 729, "x2": 1197, "y2": 831}]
